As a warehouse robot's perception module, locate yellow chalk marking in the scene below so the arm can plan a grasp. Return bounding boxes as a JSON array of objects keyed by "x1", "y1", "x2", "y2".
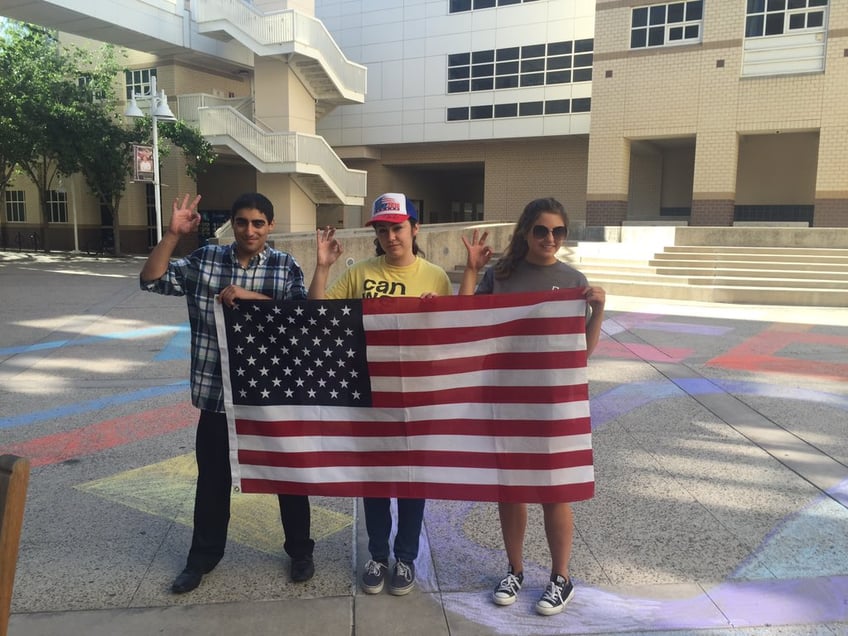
[{"x1": 75, "y1": 453, "x2": 352, "y2": 555}]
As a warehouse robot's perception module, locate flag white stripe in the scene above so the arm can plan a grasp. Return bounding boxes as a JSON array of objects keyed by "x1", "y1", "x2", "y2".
[
  {"x1": 237, "y1": 432, "x2": 593, "y2": 454},
  {"x1": 362, "y1": 298, "x2": 585, "y2": 331},
  {"x1": 238, "y1": 463, "x2": 595, "y2": 487},
  {"x1": 369, "y1": 367, "x2": 586, "y2": 393},
  {"x1": 233, "y1": 400, "x2": 591, "y2": 423},
  {"x1": 366, "y1": 333, "x2": 587, "y2": 361}
]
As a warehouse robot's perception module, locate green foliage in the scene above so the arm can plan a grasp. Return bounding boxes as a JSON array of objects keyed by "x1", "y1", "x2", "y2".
[
  {"x1": 160, "y1": 119, "x2": 217, "y2": 181},
  {"x1": 0, "y1": 21, "x2": 130, "y2": 250},
  {"x1": 131, "y1": 117, "x2": 217, "y2": 182},
  {"x1": 0, "y1": 20, "x2": 216, "y2": 253}
]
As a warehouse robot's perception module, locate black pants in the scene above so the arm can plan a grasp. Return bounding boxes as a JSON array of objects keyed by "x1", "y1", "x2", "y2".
[{"x1": 186, "y1": 410, "x2": 314, "y2": 572}]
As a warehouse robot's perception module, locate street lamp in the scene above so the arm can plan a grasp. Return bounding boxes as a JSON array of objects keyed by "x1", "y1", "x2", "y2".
[{"x1": 124, "y1": 75, "x2": 176, "y2": 244}]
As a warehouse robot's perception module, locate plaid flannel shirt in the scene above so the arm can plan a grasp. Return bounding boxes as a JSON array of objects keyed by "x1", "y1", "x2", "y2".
[{"x1": 140, "y1": 243, "x2": 307, "y2": 412}]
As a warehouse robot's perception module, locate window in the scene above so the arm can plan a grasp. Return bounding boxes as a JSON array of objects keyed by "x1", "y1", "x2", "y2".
[
  {"x1": 447, "y1": 39, "x2": 593, "y2": 94},
  {"x1": 494, "y1": 103, "x2": 518, "y2": 117},
  {"x1": 446, "y1": 97, "x2": 589, "y2": 121},
  {"x1": 745, "y1": 0, "x2": 828, "y2": 38},
  {"x1": 470, "y1": 105, "x2": 494, "y2": 119},
  {"x1": 46, "y1": 190, "x2": 68, "y2": 223},
  {"x1": 631, "y1": 1, "x2": 703, "y2": 49},
  {"x1": 78, "y1": 74, "x2": 106, "y2": 101},
  {"x1": 447, "y1": 107, "x2": 469, "y2": 121},
  {"x1": 5, "y1": 190, "x2": 25, "y2": 222},
  {"x1": 125, "y1": 68, "x2": 157, "y2": 100},
  {"x1": 450, "y1": 0, "x2": 540, "y2": 12}
]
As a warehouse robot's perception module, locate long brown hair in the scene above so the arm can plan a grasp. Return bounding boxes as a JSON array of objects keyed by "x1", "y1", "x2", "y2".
[{"x1": 494, "y1": 197, "x2": 569, "y2": 279}]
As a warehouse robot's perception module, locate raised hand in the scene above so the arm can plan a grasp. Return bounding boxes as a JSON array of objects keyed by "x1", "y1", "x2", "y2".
[
  {"x1": 315, "y1": 226, "x2": 343, "y2": 267},
  {"x1": 461, "y1": 229, "x2": 492, "y2": 272},
  {"x1": 168, "y1": 194, "x2": 202, "y2": 236}
]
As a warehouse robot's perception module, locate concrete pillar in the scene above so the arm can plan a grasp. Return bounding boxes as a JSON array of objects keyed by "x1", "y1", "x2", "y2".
[
  {"x1": 257, "y1": 174, "x2": 316, "y2": 232},
  {"x1": 251, "y1": 38, "x2": 319, "y2": 231},
  {"x1": 691, "y1": 131, "x2": 738, "y2": 226},
  {"x1": 586, "y1": 137, "x2": 630, "y2": 226},
  {"x1": 254, "y1": 56, "x2": 316, "y2": 135}
]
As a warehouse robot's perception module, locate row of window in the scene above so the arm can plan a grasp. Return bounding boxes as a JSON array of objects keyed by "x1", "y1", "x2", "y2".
[
  {"x1": 449, "y1": 0, "x2": 540, "y2": 12},
  {"x1": 631, "y1": 0, "x2": 828, "y2": 50},
  {"x1": 5, "y1": 191, "x2": 68, "y2": 223},
  {"x1": 448, "y1": 40, "x2": 593, "y2": 93},
  {"x1": 446, "y1": 97, "x2": 590, "y2": 122}
]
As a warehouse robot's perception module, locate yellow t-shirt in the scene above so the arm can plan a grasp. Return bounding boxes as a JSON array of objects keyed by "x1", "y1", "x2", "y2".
[{"x1": 326, "y1": 255, "x2": 452, "y2": 299}]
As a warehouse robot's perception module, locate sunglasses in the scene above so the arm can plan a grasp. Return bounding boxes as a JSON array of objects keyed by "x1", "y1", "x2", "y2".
[{"x1": 532, "y1": 225, "x2": 567, "y2": 241}]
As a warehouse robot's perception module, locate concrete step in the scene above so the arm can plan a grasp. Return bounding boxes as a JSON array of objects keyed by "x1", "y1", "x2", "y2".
[
  {"x1": 587, "y1": 278, "x2": 848, "y2": 306},
  {"x1": 579, "y1": 267, "x2": 848, "y2": 289},
  {"x1": 652, "y1": 266, "x2": 848, "y2": 279},
  {"x1": 646, "y1": 259, "x2": 848, "y2": 272},
  {"x1": 651, "y1": 252, "x2": 848, "y2": 264},
  {"x1": 576, "y1": 242, "x2": 848, "y2": 306},
  {"x1": 580, "y1": 264, "x2": 848, "y2": 283},
  {"x1": 448, "y1": 242, "x2": 848, "y2": 306},
  {"x1": 662, "y1": 245, "x2": 848, "y2": 257}
]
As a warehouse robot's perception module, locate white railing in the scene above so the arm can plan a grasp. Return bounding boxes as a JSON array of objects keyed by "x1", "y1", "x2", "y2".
[
  {"x1": 198, "y1": 106, "x2": 366, "y2": 199},
  {"x1": 195, "y1": 0, "x2": 366, "y2": 99},
  {"x1": 176, "y1": 93, "x2": 253, "y2": 124}
]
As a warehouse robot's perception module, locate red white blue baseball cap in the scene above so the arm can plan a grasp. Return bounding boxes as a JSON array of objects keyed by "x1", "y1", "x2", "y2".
[{"x1": 366, "y1": 192, "x2": 418, "y2": 226}]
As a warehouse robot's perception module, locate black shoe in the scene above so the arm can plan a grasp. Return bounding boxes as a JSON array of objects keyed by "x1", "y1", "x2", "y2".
[
  {"x1": 290, "y1": 555, "x2": 315, "y2": 582},
  {"x1": 389, "y1": 560, "x2": 415, "y2": 596},
  {"x1": 171, "y1": 567, "x2": 204, "y2": 594}
]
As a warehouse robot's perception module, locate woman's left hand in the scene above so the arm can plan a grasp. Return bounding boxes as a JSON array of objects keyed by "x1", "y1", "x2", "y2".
[{"x1": 584, "y1": 286, "x2": 606, "y2": 309}]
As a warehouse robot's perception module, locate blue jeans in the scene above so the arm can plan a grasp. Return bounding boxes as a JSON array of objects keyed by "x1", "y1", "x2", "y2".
[{"x1": 363, "y1": 497, "x2": 425, "y2": 564}]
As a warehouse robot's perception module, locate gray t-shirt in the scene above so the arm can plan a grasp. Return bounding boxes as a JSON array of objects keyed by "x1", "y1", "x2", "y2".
[{"x1": 476, "y1": 260, "x2": 588, "y2": 295}]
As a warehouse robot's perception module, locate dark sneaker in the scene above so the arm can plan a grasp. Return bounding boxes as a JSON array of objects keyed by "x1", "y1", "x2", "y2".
[
  {"x1": 535, "y1": 574, "x2": 574, "y2": 616},
  {"x1": 361, "y1": 559, "x2": 388, "y2": 594},
  {"x1": 492, "y1": 567, "x2": 523, "y2": 606},
  {"x1": 389, "y1": 560, "x2": 415, "y2": 596},
  {"x1": 290, "y1": 555, "x2": 315, "y2": 582}
]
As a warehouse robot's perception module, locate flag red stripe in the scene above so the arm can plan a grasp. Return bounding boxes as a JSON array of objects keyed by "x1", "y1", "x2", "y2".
[
  {"x1": 365, "y1": 316, "x2": 585, "y2": 346},
  {"x1": 367, "y1": 350, "x2": 587, "y2": 376},
  {"x1": 239, "y1": 448, "x2": 594, "y2": 470},
  {"x1": 372, "y1": 383, "x2": 588, "y2": 407},
  {"x1": 240, "y1": 479, "x2": 595, "y2": 503},
  {"x1": 235, "y1": 417, "x2": 592, "y2": 438}
]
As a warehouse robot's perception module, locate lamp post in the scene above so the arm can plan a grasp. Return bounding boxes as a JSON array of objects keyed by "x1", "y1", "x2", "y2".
[{"x1": 124, "y1": 75, "x2": 176, "y2": 244}]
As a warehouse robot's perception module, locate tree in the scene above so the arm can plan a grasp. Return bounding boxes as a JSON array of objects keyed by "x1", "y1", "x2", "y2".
[
  {"x1": 1, "y1": 21, "x2": 217, "y2": 254},
  {"x1": 0, "y1": 24, "x2": 94, "y2": 251},
  {"x1": 72, "y1": 109, "x2": 141, "y2": 255}
]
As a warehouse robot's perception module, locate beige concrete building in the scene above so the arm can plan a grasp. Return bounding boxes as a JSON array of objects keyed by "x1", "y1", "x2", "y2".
[
  {"x1": 588, "y1": 0, "x2": 847, "y2": 228},
  {"x1": 0, "y1": 0, "x2": 845, "y2": 256}
]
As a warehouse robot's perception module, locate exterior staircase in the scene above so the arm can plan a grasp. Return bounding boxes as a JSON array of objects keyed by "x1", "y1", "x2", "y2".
[
  {"x1": 446, "y1": 225, "x2": 848, "y2": 307},
  {"x1": 573, "y1": 244, "x2": 848, "y2": 307}
]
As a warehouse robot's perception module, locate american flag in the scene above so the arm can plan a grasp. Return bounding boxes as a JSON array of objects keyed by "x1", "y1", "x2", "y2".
[{"x1": 214, "y1": 289, "x2": 594, "y2": 503}]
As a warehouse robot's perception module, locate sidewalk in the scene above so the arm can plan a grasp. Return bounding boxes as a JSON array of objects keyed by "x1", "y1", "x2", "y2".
[{"x1": 1, "y1": 251, "x2": 847, "y2": 635}]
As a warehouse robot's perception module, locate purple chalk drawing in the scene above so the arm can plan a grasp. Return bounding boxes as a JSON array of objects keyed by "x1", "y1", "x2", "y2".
[{"x1": 428, "y1": 379, "x2": 848, "y2": 633}]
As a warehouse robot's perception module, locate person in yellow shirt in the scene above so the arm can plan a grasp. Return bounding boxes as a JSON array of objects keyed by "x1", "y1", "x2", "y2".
[{"x1": 309, "y1": 192, "x2": 451, "y2": 596}]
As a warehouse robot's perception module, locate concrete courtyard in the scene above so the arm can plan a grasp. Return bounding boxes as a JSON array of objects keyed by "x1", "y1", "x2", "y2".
[{"x1": 1, "y1": 250, "x2": 847, "y2": 636}]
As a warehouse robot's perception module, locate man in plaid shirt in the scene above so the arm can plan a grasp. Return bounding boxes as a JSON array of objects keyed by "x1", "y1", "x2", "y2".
[{"x1": 140, "y1": 192, "x2": 315, "y2": 594}]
